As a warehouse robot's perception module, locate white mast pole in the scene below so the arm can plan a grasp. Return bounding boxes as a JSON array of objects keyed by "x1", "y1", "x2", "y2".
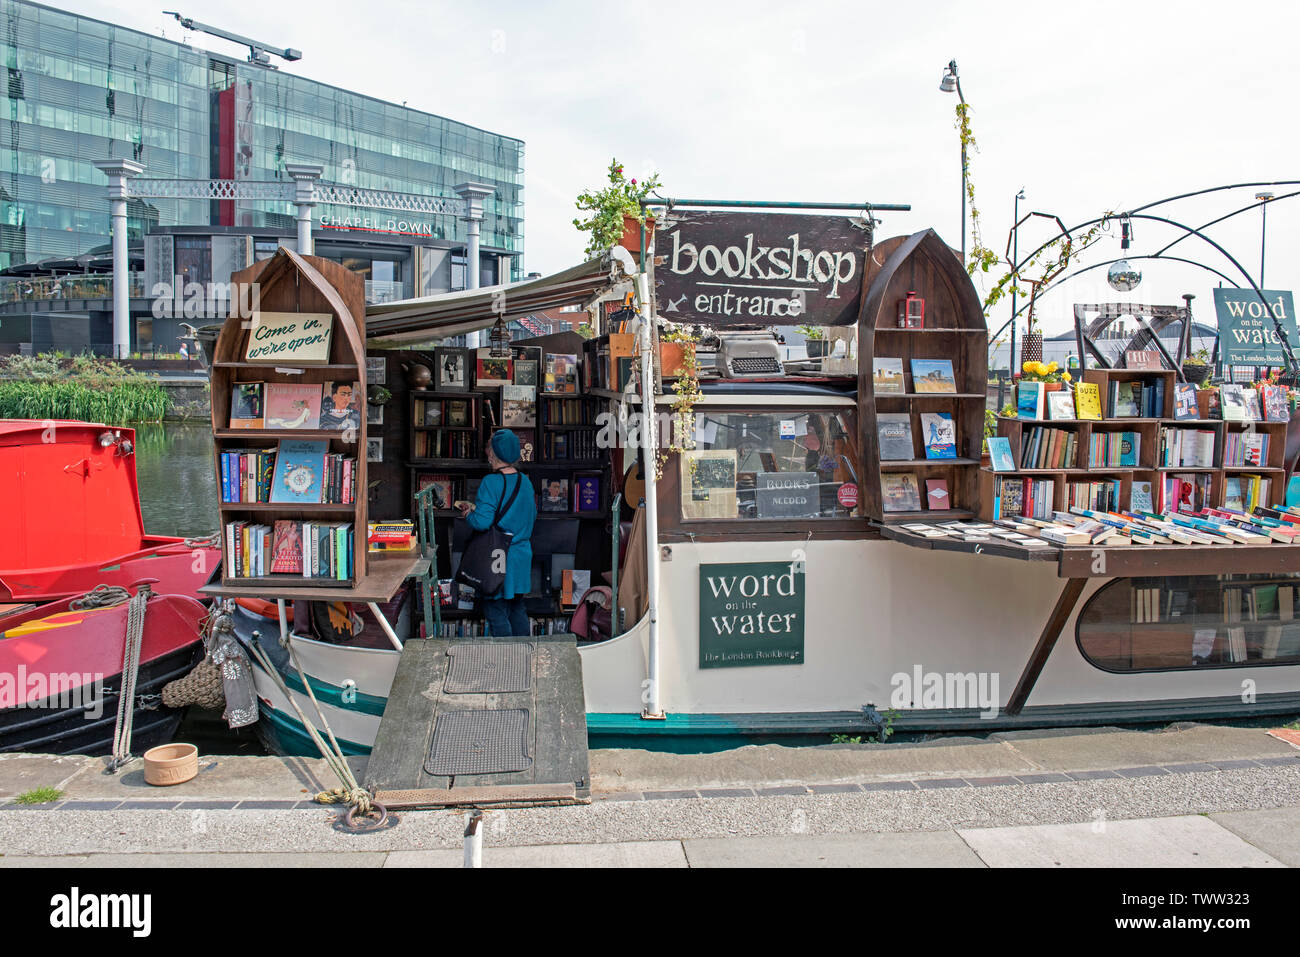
[{"x1": 636, "y1": 265, "x2": 664, "y2": 719}]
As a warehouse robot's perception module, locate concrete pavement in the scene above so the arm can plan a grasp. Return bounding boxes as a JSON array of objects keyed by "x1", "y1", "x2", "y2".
[{"x1": 1, "y1": 721, "x2": 1297, "y2": 866}]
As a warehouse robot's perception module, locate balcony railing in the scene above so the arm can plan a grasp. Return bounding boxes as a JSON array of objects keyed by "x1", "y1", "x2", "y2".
[
  {"x1": 0, "y1": 273, "x2": 146, "y2": 303},
  {"x1": 365, "y1": 279, "x2": 405, "y2": 304}
]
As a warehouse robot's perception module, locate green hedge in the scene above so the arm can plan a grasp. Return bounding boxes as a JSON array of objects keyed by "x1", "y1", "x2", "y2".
[{"x1": 0, "y1": 380, "x2": 169, "y2": 424}]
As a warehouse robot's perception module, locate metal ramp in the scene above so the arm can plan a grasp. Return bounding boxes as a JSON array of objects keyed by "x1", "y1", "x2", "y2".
[{"x1": 364, "y1": 635, "x2": 590, "y2": 808}]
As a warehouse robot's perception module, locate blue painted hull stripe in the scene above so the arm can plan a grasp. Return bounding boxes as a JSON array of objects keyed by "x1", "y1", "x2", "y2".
[{"x1": 258, "y1": 702, "x2": 371, "y2": 756}]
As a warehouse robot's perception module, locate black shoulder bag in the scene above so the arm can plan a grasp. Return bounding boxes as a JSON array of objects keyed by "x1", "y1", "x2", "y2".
[{"x1": 454, "y1": 473, "x2": 523, "y2": 597}]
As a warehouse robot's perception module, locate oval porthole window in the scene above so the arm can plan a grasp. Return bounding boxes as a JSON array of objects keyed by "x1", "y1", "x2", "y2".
[{"x1": 1076, "y1": 575, "x2": 1300, "y2": 673}]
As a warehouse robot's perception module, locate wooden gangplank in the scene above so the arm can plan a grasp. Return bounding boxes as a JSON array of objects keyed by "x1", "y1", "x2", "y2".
[{"x1": 364, "y1": 635, "x2": 590, "y2": 808}]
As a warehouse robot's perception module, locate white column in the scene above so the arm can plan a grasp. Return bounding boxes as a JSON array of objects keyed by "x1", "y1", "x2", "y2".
[
  {"x1": 455, "y1": 182, "x2": 494, "y2": 348},
  {"x1": 285, "y1": 164, "x2": 324, "y2": 256},
  {"x1": 93, "y1": 159, "x2": 144, "y2": 358}
]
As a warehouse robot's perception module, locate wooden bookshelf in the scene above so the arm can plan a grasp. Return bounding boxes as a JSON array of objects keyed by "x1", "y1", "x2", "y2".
[
  {"x1": 855, "y1": 229, "x2": 988, "y2": 523},
  {"x1": 209, "y1": 250, "x2": 368, "y2": 589},
  {"x1": 983, "y1": 371, "x2": 1290, "y2": 519}
]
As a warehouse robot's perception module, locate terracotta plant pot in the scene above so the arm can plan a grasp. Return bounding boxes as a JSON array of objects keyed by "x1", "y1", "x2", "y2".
[
  {"x1": 143, "y1": 742, "x2": 198, "y2": 786},
  {"x1": 619, "y1": 214, "x2": 655, "y2": 254},
  {"x1": 1043, "y1": 382, "x2": 1064, "y2": 393},
  {"x1": 659, "y1": 341, "x2": 695, "y2": 378}
]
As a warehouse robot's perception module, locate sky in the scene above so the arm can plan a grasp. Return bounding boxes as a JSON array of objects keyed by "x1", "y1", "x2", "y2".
[{"x1": 68, "y1": 0, "x2": 1300, "y2": 339}]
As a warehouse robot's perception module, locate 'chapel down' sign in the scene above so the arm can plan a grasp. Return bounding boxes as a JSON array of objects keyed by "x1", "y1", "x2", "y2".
[
  {"x1": 699, "y1": 561, "x2": 805, "y2": 669},
  {"x1": 655, "y1": 211, "x2": 870, "y2": 326},
  {"x1": 244, "y1": 311, "x2": 335, "y2": 364}
]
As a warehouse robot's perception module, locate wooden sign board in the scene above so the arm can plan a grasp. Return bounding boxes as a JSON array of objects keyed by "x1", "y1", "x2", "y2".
[
  {"x1": 245, "y1": 311, "x2": 335, "y2": 364},
  {"x1": 654, "y1": 211, "x2": 870, "y2": 327},
  {"x1": 698, "y1": 561, "x2": 805, "y2": 668},
  {"x1": 755, "y1": 471, "x2": 820, "y2": 519}
]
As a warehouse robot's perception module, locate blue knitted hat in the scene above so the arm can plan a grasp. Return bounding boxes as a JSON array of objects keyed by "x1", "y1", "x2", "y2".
[{"x1": 490, "y1": 428, "x2": 521, "y2": 464}]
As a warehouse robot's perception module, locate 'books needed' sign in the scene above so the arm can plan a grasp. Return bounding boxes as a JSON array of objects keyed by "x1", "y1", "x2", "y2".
[
  {"x1": 245, "y1": 312, "x2": 335, "y2": 364},
  {"x1": 1212, "y1": 289, "x2": 1297, "y2": 366},
  {"x1": 655, "y1": 211, "x2": 869, "y2": 326},
  {"x1": 699, "y1": 561, "x2": 805, "y2": 669}
]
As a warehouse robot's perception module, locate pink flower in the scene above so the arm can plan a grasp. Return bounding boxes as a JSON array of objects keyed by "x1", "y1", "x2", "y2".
[{"x1": 631, "y1": 178, "x2": 637, "y2": 185}]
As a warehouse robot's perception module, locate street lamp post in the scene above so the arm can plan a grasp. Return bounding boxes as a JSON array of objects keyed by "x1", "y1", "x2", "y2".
[
  {"x1": 939, "y1": 60, "x2": 966, "y2": 264},
  {"x1": 1010, "y1": 188, "x2": 1024, "y2": 377},
  {"x1": 1255, "y1": 191, "x2": 1273, "y2": 288}
]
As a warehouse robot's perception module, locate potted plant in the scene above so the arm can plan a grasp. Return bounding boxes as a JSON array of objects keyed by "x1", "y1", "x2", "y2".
[
  {"x1": 1019, "y1": 360, "x2": 1072, "y2": 392},
  {"x1": 659, "y1": 326, "x2": 697, "y2": 379},
  {"x1": 1182, "y1": 348, "x2": 1211, "y2": 386},
  {"x1": 797, "y1": 324, "x2": 829, "y2": 359},
  {"x1": 981, "y1": 407, "x2": 998, "y2": 466},
  {"x1": 573, "y1": 159, "x2": 662, "y2": 258},
  {"x1": 1196, "y1": 383, "x2": 1220, "y2": 420}
]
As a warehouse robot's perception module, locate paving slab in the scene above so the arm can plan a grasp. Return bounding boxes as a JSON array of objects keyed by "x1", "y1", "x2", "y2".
[
  {"x1": 385, "y1": 841, "x2": 688, "y2": 868},
  {"x1": 0, "y1": 852, "x2": 387, "y2": 868},
  {"x1": 996, "y1": 725, "x2": 1297, "y2": 773},
  {"x1": 957, "y1": 814, "x2": 1285, "y2": 868},
  {"x1": 589, "y1": 740, "x2": 1032, "y2": 792},
  {"x1": 0, "y1": 754, "x2": 95, "y2": 801},
  {"x1": 1210, "y1": 806, "x2": 1300, "y2": 867},
  {"x1": 683, "y1": 831, "x2": 985, "y2": 868}
]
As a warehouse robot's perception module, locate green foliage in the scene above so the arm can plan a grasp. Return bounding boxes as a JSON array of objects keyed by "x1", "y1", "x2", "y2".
[
  {"x1": 831, "y1": 709, "x2": 897, "y2": 744},
  {"x1": 573, "y1": 159, "x2": 662, "y2": 258},
  {"x1": 984, "y1": 407, "x2": 998, "y2": 438},
  {"x1": 0, "y1": 353, "x2": 169, "y2": 423},
  {"x1": 795, "y1": 324, "x2": 825, "y2": 340},
  {"x1": 13, "y1": 786, "x2": 63, "y2": 805}
]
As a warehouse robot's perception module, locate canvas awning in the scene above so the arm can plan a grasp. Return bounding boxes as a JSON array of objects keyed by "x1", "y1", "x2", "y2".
[{"x1": 364, "y1": 252, "x2": 634, "y2": 344}]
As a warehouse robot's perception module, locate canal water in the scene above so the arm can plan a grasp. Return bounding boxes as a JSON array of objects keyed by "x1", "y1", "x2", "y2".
[{"x1": 133, "y1": 423, "x2": 220, "y2": 537}]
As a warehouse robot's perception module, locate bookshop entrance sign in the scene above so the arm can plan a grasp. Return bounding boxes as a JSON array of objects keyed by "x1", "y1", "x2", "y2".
[
  {"x1": 656, "y1": 211, "x2": 869, "y2": 327},
  {"x1": 699, "y1": 561, "x2": 805, "y2": 668},
  {"x1": 1212, "y1": 289, "x2": 1297, "y2": 366}
]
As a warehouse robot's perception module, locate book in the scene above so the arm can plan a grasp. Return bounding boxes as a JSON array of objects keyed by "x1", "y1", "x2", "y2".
[
  {"x1": 909, "y1": 359, "x2": 956, "y2": 394},
  {"x1": 876, "y1": 413, "x2": 915, "y2": 461},
  {"x1": 514, "y1": 359, "x2": 539, "y2": 387},
  {"x1": 269, "y1": 519, "x2": 303, "y2": 574},
  {"x1": 988, "y1": 436, "x2": 1016, "y2": 472},
  {"x1": 920, "y1": 412, "x2": 957, "y2": 459},
  {"x1": 1017, "y1": 381, "x2": 1045, "y2": 420},
  {"x1": 475, "y1": 350, "x2": 513, "y2": 388},
  {"x1": 573, "y1": 472, "x2": 601, "y2": 512},
  {"x1": 264, "y1": 383, "x2": 322, "y2": 430},
  {"x1": 1263, "y1": 383, "x2": 1290, "y2": 422},
  {"x1": 925, "y1": 478, "x2": 950, "y2": 510},
  {"x1": 1046, "y1": 392, "x2": 1076, "y2": 420},
  {"x1": 446, "y1": 399, "x2": 470, "y2": 428},
  {"x1": 882, "y1": 472, "x2": 922, "y2": 512},
  {"x1": 501, "y1": 385, "x2": 537, "y2": 427},
  {"x1": 872, "y1": 357, "x2": 906, "y2": 394},
  {"x1": 539, "y1": 476, "x2": 570, "y2": 512},
  {"x1": 1112, "y1": 382, "x2": 1140, "y2": 417},
  {"x1": 1242, "y1": 387, "x2": 1263, "y2": 421},
  {"x1": 433, "y1": 347, "x2": 470, "y2": 391},
  {"x1": 1131, "y1": 480, "x2": 1154, "y2": 513},
  {"x1": 1074, "y1": 383, "x2": 1102, "y2": 420},
  {"x1": 543, "y1": 353, "x2": 579, "y2": 394},
  {"x1": 1220, "y1": 384, "x2": 1248, "y2": 421},
  {"x1": 1173, "y1": 383, "x2": 1198, "y2": 420},
  {"x1": 516, "y1": 429, "x2": 536, "y2": 463},
  {"x1": 269, "y1": 440, "x2": 328, "y2": 504},
  {"x1": 320, "y1": 380, "x2": 361, "y2": 432},
  {"x1": 229, "y1": 382, "x2": 264, "y2": 429}
]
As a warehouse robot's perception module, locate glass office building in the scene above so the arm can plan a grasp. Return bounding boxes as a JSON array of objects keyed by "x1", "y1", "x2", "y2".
[{"x1": 0, "y1": 0, "x2": 525, "y2": 274}]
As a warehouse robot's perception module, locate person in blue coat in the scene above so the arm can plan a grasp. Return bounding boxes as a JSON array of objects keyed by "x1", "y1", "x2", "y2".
[{"x1": 455, "y1": 429, "x2": 536, "y2": 636}]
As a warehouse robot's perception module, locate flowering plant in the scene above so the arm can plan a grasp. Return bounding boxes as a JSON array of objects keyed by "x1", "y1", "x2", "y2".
[
  {"x1": 1019, "y1": 360, "x2": 1071, "y2": 384},
  {"x1": 573, "y1": 159, "x2": 662, "y2": 258}
]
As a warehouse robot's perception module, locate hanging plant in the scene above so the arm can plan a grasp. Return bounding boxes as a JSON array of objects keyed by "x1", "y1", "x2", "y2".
[
  {"x1": 573, "y1": 159, "x2": 662, "y2": 258},
  {"x1": 654, "y1": 327, "x2": 702, "y2": 481}
]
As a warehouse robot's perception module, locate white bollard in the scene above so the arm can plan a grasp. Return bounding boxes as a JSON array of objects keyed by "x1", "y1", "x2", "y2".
[{"x1": 463, "y1": 810, "x2": 483, "y2": 868}]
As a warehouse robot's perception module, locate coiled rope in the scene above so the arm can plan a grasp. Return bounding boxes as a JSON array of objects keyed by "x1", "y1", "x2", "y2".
[{"x1": 71, "y1": 584, "x2": 131, "y2": 610}]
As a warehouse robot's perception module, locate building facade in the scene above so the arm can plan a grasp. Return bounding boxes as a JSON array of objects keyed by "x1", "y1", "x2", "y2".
[{"x1": 0, "y1": 0, "x2": 524, "y2": 353}]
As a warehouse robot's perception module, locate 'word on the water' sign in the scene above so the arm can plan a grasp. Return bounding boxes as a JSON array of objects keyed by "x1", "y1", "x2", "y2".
[
  {"x1": 655, "y1": 211, "x2": 870, "y2": 327},
  {"x1": 245, "y1": 312, "x2": 335, "y2": 364},
  {"x1": 1212, "y1": 289, "x2": 1297, "y2": 366},
  {"x1": 698, "y1": 560, "x2": 805, "y2": 669}
]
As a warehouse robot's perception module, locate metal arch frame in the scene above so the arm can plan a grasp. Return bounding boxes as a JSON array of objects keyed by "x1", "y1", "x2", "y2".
[
  {"x1": 125, "y1": 178, "x2": 470, "y2": 217},
  {"x1": 994, "y1": 205, "x2": 1299, "y2": 375}
]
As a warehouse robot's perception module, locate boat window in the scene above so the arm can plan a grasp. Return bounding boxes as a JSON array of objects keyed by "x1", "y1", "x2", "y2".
[
  {"x1": 679, "y1": 409, "x2": 860, "y2": 521},
  {"x1": 1077, "y1": 574, "x2": 1300, "y2": 672}
]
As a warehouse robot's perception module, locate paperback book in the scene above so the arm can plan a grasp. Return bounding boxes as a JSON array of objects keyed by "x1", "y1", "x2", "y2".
[
  {"x1": 872, "y1": 357, "x2": 906, "y2": 394},
  {"x1": 229, "y1": 382, "x2": 264, "y2": 429},
  {"x1": 264, "y1": 383, "x2": 322, "y2": 430},
  {"x1": 909, "y1": 359, "x2": 956, "y2": 394},
  {"x1": 920, "y1": 412, "x2": 957, "y2": 459},
  {"x1": 876, "y1": 413, "x2": 915, "y2": 460},
  {"x1": 882, "y1": 473, "x2": 922, "y2": 512},
  {"x1": 269, "y1": 440, "x2": 328, "y2": 504}
]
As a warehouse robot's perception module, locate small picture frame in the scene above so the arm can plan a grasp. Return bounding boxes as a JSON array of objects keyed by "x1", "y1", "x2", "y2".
[
  {"x1": 475, "y1": 349, "x2": 514, "y2": 388},
  {"x1": 433, "y1": 348, "x2": 470, "y2": 392},
  {"x1": 366, "y1": 355, "x2": 387, "y2": 385},
  {"x1": 367, "y1": 437, "x2": 383, "y2": 463}
]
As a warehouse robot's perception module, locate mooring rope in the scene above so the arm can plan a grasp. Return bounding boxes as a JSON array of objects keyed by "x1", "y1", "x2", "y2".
[
  {"x1": 244, "y1": 630, "x2": 377, "y2": 822},
  {"x1": 107, "y1": 585, "x2": 150, "y2": 773},
  {"x1": 70, "y1": 584, "x2": 131, "y2": 610}
]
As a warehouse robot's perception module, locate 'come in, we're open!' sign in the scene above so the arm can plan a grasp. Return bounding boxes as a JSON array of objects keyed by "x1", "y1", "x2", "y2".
[{"x1": 244, "y1": 312, "x2": 335, "y2": 364}]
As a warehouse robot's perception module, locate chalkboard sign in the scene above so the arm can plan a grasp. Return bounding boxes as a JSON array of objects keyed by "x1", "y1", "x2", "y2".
[
  {"x1": 755, "y1": 471, "x2": 819, "y2": 519},
  {"x1": 654, "y1": 211, "x2": 870, "y2": 327}
]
